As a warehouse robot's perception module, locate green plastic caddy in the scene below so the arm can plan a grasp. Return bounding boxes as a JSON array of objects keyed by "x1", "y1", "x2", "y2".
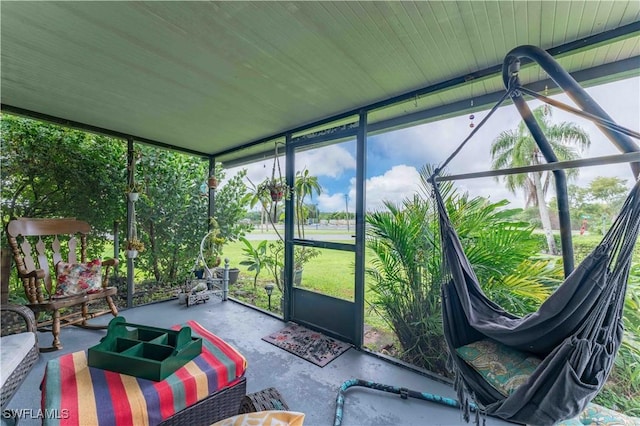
[{"x1": 88, "y1": 316, "x2": 202, "y2": 381}]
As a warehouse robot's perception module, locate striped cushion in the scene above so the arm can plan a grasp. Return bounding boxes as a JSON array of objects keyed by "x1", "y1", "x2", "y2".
[{"x1": 42, "y1": 321, "x2": 246, "y2": 425}]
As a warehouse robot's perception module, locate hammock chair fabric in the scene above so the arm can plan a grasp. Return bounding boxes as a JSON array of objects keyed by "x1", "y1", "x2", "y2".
[{"x1": 435, "y1": 178, "x2": 640, "y2": 425}]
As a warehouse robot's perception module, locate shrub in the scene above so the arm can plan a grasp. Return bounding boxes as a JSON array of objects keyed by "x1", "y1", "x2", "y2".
[{"x1": 366, "y1": 167, "x2": 561, "y2": 374}]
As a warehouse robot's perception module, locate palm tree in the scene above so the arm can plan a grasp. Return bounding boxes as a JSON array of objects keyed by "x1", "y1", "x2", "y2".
[
  {"x1": 294, "y1": 169, "x2": 322, "y2": 238},
  {"x1": 366, "y1": 165, "x2": 561, "y2": 373},
  {"x1": 490, "y1": 106, "x2": 591, "y2": 255}
]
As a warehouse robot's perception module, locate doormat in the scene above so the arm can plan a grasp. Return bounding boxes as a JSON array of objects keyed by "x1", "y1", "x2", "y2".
[{"x1": 262, "y1": 323, "x2": 351, "y2": 367}]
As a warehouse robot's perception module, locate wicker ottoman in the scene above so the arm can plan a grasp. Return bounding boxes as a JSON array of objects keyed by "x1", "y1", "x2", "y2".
[
  {"x1": 160, "y1": 376, "x2": 247, "y2": 426},
  {"x1": 239, "y1": 387, "x2": 289, "y2": 413}
]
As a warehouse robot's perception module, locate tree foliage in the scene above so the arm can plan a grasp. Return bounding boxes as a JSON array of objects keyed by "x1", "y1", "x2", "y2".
[
  {"x1": 491, "y1": 106, "x2": 591, "y2": 254},
  {"x1": 491, "y1": 106, "x2": 591, "y2": 207},
  {"x1": 133, "y1": 145, "x2": 209, "y2": 282},
  {"x1": 1, "y1": 114, "x2": 253, "y2": 294},
  {"x1": 565, "y1": 176, "x2": 630, "y2": 233},
  {"x1": 1, "y1": 114, "x2": 126, "y2": 237},
  {"x1": 366, "y1": 165, "x2": 561, "y2": 373},
  {"x1": 213, "y1": 166, "x2": 253, "y2": 244}
]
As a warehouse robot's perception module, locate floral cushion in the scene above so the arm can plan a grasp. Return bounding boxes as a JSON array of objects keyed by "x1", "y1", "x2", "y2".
[
  {"x1": 578, "y1": 403, "x2": 640, "y2": 425},
  {"x1": 455, "y1": 338, "x2": 542, "y2": 397},
  {"x1": 211, "y1": 411, "x2": 305, "y2": 426},
  {"x1": 54, "y1": 259, "x2": 102, "y2": 297}
]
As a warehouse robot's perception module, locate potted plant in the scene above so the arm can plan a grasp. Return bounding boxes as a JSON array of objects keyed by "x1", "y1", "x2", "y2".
[
  {"x1": 125, "y1": 182, "x2": 143, "y2": 202},
  {"x1": 266, "y1": 179, "x2": 288, "y2": 202},
  {"x1": 252, "y1": 241, "x2": 319, "y2": 292},
  {"x1": 193, "y1": 259, "x2": 206, "y2": 279},
  {"x1": 255, "y1": 177, "x2": 291, "y2": 202},
  {"x1": 215, "y1": 264, "x2": 241, "y2": 285},
  {"x1": 292, "y1": 245, "x2": 320, "y2": 279},
  {"x1": 247, "y1": 142, "x2": 292, "y2": 224},
  {"x1": 278, "y1": 245, "x2": 319, "y2": 288},
  {"x1": 125, "y1": 238, "x2": 145, "y2": 258},
  {"x1": 239, "y1": 238, "x2": 267, "y2": 292},
  {"x1": 207, "y1": 176, "x2": 218, "y2": 190}
]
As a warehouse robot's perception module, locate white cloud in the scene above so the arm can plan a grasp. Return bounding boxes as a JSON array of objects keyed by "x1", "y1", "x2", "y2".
[
  {"x1": 317, "y1": 192, "x2": 348, "y2": 213},
  {"x1": 317, "y1": 165, "x2": 422, "y2": 212},
  {"x1": 363, "y1": 164, "x2": 422, "y2": 211},
  {"x1": 295, "y1": 144, "x2": 356, "y2": 178}
]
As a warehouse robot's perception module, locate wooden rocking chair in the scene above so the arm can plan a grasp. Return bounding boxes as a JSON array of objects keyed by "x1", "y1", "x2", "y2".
[{"x1": 7, "y1": 218, "x2": 119, "y2": 351}]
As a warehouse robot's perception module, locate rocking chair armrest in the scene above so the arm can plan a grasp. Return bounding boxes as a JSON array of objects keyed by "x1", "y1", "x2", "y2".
[
  {"x1": 102, "y1": 258, "x2": 118, "y2": 268},
  {"x1": 17, "y1": 269, "x2": 46, "y2": 280},
  {"x1": 101, "y1": 258, "x2": 118, "y2": 289}
]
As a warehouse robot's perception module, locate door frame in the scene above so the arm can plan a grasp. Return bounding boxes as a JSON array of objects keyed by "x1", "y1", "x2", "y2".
[{"x1": 283, "y1": 111, "x2": 367, "y2": 347}]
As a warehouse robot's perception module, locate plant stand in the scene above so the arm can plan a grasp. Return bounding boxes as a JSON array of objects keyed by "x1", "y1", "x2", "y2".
[
  {"x1": 184, "y1": 260, "x2": 231, "y2": 307},
  {"x1": 186, "y1": 279, "x2": 218, "y2": 307},
  {"x1": 187, "y1": 287, "x2": 212, "y2": 306}
]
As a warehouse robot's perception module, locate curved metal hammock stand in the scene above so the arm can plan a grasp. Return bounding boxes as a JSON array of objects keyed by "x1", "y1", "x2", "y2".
[
  {"x1": 333, "y1": 379, "x2": 479, "y2": 426},
  {"x1": 428, "y1": 45, "x2": 640, "y2": 425},
  {"x1": 332, "y1": 45, "x2": 640, "y2": 426},
  {"x1": 431, "y1": 44, "x2": 640, "y2": 276},
  {"x1": 186, "y1": 232, "x2": 231, "y2": 306}
]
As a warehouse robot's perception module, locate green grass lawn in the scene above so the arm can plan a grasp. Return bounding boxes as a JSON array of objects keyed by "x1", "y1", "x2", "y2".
[{"x1": 221, "y1": 238, "x2": 390, "y2": 335}]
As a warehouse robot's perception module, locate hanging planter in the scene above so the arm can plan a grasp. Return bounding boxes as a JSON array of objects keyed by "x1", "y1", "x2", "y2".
[
  {"x1": 256, "y1": 178, "x2": 289, "y2": 202},
  {"x1": 256, "y1": 142, "x2": 291, "y2": 202},
  {"x1": 268, "y1": 182, "x2": 286, "y2": 202},
  {"x1": 125, "y1": 180, "x2": 143, "y2": 202},
  {"x1": 250, "y1": 142, "x2": 292, "y2": 224},
  {"x1": 270, "y1": 189, "x2": 283, "y2": 202},
  {"x1": 125, "y1": 238, "x2": 145, "y2": 260},
  {"x1": 207, "y1": 176, "x2": 218, "y2": 189}
]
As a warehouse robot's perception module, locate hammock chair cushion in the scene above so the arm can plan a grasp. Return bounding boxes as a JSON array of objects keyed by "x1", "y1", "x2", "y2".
[
  {"x1": 456, "y1": 339, "x2": 541, "y2": 397},
  {"x1": 557, "y1": 403, "x2": 640, "y2": 426}
]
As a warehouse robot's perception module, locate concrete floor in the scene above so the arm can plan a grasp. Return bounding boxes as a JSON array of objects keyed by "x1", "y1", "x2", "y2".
[{"x1": 4, "y1": 298, "x2": 516, "y2": 426}]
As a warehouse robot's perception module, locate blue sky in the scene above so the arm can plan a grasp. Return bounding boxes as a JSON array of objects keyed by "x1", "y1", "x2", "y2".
[{"x1": 233, "y1": 76, "x2": 639, "y2": 213}]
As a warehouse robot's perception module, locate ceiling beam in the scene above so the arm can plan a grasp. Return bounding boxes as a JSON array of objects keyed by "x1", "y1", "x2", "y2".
[
  {"x1": 2, "y1": 21, "x2": 638, "y2": 163},
  {"x1": 214, "y1": 21, "x2": 640, "y2": 162}
]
